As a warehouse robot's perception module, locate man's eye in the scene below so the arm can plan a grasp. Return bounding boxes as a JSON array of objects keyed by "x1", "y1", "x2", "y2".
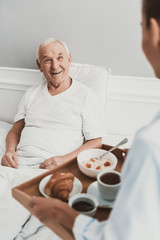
[
  {"x1": 57, "y1": 56, "x2": 63, "y2": 60},
  {"x1": 44, "y1": 59, "x2": 51, "y2": 63}
]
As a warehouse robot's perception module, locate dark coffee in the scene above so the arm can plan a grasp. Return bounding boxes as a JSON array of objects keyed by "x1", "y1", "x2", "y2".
[
  {"x1": 72, "y1": 201, "x2": 94, "y2": 212},
  {"x1": 100, "y1": 172, "x2": 120, "y2": 185}
]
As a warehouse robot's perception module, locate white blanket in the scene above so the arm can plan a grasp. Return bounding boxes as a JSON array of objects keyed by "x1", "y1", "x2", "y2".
[{"x1": 0, "y1": 166, "x2": 61, "y2": 240}]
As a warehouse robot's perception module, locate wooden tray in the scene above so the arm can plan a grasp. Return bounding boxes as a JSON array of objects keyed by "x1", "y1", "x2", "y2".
[{"x1": 12, "y1": 144, "x2": 125, "y2": 240}]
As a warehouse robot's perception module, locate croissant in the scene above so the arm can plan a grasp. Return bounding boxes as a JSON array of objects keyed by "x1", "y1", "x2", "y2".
[{"x1": 44, "y1": 172, "x2": 74, "y2": 201}]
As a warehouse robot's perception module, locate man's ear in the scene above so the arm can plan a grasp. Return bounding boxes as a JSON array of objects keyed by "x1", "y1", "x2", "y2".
[
  {"x1": 36, "y1": 59, "x2": 42, "y2": 72},
  {"x1": 68, "y1": 53, "x2": 72, "y2": 65},
  {"x1": 150, "y1": 18, "x2": 160, "y2": 47}
]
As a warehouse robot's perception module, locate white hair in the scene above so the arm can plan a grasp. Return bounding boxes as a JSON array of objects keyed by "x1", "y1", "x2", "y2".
[{"x1": 36, "y1": 38, "x2": 70, "y2": 63}]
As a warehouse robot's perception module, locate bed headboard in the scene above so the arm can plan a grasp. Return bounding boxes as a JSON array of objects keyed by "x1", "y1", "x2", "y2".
[
  {"x1": 0, "y1": 67, "x2": 41, "y2": 123},
  {"x1": 105, "y1": 75, "x2": 160, "y2": 145}
]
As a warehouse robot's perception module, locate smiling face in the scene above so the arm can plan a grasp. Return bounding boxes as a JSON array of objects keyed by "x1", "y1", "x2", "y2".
[{"x1": 37, "y1": 41, "x2": 71, "y2": 91}]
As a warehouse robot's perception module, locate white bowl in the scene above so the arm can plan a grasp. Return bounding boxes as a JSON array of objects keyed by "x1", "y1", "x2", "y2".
[
  {"x1": 77, "y1": 148, "x2": 118, "y2": 178},
  {"x1": 68, "y1": 193, "x2": 98, "y2": 217}
]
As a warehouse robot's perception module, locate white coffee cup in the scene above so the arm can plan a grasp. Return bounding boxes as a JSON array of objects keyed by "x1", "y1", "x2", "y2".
[
  {"x1": 97, "y1": 170, "x2": 121, "y2": 200},
  {"x1": 68, "y1": 193, "x2": 98, "y2": 217}
]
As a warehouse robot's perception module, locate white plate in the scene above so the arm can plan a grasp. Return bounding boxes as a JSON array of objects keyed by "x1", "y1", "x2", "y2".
[
  {"x1": 87, "y1": 181, "x2": 115, "y2": 208},
  {"x1": 39, "y1": 174, "x2": 82, "y2": 199}
]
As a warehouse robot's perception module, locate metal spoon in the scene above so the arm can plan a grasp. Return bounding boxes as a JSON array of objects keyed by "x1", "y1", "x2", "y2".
[{"x1": 95, "y1": 138, "x2": 128, "y2": 161}]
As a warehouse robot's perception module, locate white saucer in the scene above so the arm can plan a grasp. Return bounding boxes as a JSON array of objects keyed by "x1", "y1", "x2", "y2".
[
  {"x1": 87, "y1": 181, "x2": 115, "y2": 208},
  {"x1": 39, "y1": 174, "x2": 82, "y2": 199}
]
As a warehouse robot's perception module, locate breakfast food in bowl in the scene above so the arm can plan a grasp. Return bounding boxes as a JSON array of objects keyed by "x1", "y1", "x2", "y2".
[
  {"x1": 44, "y1": 172, "x2": 74, "y2": 201},
  {"x1": 77, "y1": 149, "x2": 118, "y2": 178},
  {"x1": 83, "y1": 157, "x2": 113, "y2": 170}
]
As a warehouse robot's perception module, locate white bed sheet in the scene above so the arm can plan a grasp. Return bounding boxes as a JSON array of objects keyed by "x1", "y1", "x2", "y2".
[
  {"x1": 0, "y1": 121, "x2": 62, "y2": 239},
  {"x1": 0, "y1": 165, "x2": 61, "y2": 240}
]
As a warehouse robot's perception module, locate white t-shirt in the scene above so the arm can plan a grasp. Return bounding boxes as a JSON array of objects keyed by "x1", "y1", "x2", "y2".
[
  {"x1": 73, "y1": 111, "x2": 160, "y2": 240},
  {"x1": 14, "y1": 79, "x2": 104, "y2": 167}
]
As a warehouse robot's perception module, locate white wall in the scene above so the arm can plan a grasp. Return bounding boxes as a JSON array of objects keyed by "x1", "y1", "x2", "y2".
[{"x1": 0, "y1": 0, "x2": 154, "y2": 77}]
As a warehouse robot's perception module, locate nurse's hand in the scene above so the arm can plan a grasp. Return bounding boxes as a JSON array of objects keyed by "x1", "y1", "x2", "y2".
[{"x1": 31, "y1": 196, "x2": 78, "y2": 229}]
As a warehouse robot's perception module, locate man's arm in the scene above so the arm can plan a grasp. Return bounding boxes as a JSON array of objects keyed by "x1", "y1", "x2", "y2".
[
  {"x1": 39, "y1": 137, "x2": 102, "y2": 169},
  {"x1": 1, "y1": 119, "x2": 25, "y2": 168}
]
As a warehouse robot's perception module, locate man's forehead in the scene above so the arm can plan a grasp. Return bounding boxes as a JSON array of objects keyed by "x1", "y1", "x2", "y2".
[{"x1": 40, "y1": 42, "x2": 65, "y2": 55}]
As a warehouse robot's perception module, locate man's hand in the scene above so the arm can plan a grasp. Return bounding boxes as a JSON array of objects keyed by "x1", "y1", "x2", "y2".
[
  {"x1": 31, "y1": 196, "x2": 79, "y2": 230},
  {"x1": 39, "y1": 138, "x2": 102, "y2": 169},
  {"x1": 39, "y1": 156, "x2": 66, "y2": 169},
  {"x1": 1, "y1": 151, "x2": 18, "y2": 168}
]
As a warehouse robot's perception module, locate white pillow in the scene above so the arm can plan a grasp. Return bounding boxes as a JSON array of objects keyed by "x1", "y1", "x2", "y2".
[
  {"x1": 0, "y1": 121, "x2": 12, "y2": 159},
  {"x1": 70, "y1": 63, "x2": 111, "y2": 112}
]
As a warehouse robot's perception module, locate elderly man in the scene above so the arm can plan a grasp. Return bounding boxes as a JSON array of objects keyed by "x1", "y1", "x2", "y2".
[{"x1": 1, "y1": 38, "x2": 103, "y2": 169}]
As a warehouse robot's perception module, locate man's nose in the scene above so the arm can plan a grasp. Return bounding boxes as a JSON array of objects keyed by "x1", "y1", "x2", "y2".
[{"x1": 51, "y1": 59, "x2": 59, "y2": 69}]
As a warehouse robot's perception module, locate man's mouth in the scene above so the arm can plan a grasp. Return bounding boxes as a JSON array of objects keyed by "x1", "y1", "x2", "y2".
[{"x1": 50, "y1": 70, "x2": 62, "y2": 75}]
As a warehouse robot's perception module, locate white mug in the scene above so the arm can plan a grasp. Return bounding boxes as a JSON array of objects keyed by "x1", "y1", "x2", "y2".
[
  {"x1": 97, "y1": 170, "x2": 121, "y2": 200},
  {"x1": 68, "y1": 193, "x2": 98, "y2": 217}
]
